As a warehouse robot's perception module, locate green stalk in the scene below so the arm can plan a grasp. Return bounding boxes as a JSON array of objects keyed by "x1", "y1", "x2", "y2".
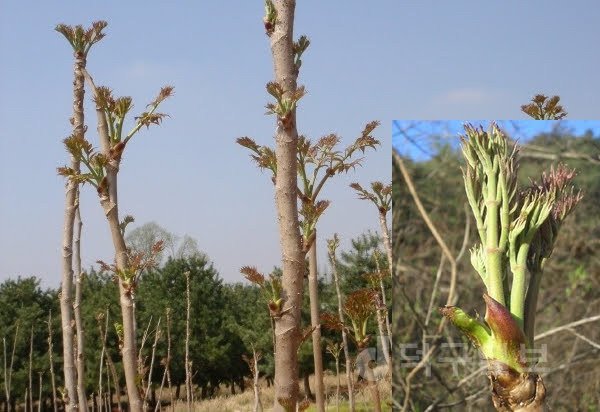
[
  {"x1": 524, "y1": 266, "x2": 543, "y2": 346},
  {"x1": 485, "y1": 165, "x2": 505, "y2": 306},
  {"x1": 509, "y1": 243, "x2": 530, "y2": 331}
]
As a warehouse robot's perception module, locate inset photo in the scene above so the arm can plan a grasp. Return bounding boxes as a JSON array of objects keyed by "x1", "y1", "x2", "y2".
[{"x1": 392, "y1": 119, "x2": 600, "y2": 411}]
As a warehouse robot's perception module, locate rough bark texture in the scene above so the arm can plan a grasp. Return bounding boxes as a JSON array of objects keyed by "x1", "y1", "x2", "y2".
[
  {"x1": 60, "y1": 51, "x2": 86, "y2": 411},
  {"x1": 269, "y1": 1, "x2": 305, "y2": 410},
  {"x1": 308, "y1": 237, "x2": 325, "y2": 411},
  {"x1": 489, "y1": 361, "x2": 546, "y2": 412},
  {"x1": 73, "y1": 206, "x2": 88, "y2": 412}
]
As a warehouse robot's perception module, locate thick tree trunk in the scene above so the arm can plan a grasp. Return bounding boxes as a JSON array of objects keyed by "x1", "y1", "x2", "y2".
[
  {"x1": 60, "y1": 51, "x2": 86, "y2": 412},
  {"x1": 307, "y1": 238, "x2": 325, "y2": 411},
  {"x1": 269, "y1": 1, "x2": 305, "y2": 411},
  {"x1": 489, "y1": 362, "x2": 546, "y2": 412}
]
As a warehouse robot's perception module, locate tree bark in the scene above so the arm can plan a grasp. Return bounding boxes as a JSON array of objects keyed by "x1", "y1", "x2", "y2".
[
  {"x1": 60, "y1": 51, "x2": 86, "y2": 412},
  {"x1": 269, "y1": 1, "x2": 305, "y2": 410},
  {"x1": 252, "y1": 348, "x2": 263, "y2": 412},
  {"x1": 302, "y1": 374, "x2": 313, "y2": 401},
  {"x1": 185, "y1": 271, "x2": 192, "y2": 410},
  {"x1": 378, "y1": 211, "x2": 393, "y2": 278},
  {"x1": 308, "y1": 237, "x2": 325, "y2": 411},
  {"x1": 87, "y1": 71, "x2": 143, "y2": 411},
  {"x1": 47, "y1": 311, "x2": 58, "y2": 412},
  {"x1": 375, "y1": 305, "x2": 392, "y2": 375},
  {"x1": 73, "y1": 206, "x2": 89, "y2": 412},
  {"x1": 329, "y1": 247, "x2": 355, "y2": 412}
]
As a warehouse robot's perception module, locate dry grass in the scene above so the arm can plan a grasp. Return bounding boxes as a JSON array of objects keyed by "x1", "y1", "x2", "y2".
[{"x1": 168, "y1": 373, "x2": 392, "y2": 412}]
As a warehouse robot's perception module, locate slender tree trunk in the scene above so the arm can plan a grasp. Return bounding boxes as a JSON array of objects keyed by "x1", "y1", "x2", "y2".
[
  {"x1": 376, "y1": 214, "x2": 393, "y2": 348},
  {"x1": 61, "y1": 51, "x2": 87, "y2": 412},
  {"x1": 378, "y1": 211, "x2": 392, "y2": 278},
  {"x1": 4, "y1": 323, "x2": 19, "y2": 412},
  {"x1": 28, "y1": 326, "x2": 34, "y2": 412},
  {"x1": 375, "y1": 305, "x2": 392, "y2": 374},
  {"x1": 96, "y1": 310, "x2": 109, "y2": 412},
  {"x1": 73, "y1": 206, "x2": 88, "y2": 412},
  {"x1": 356, "y1": 348, "x2": 381, "y2": 412},
  {"x1": 252, "y1": 347, "x2": 263, "y2": 412},
  {"x1": 185, "y1": 271, "x2": 192, "y2": 410},
  {"x1": 328, "y1": 249, "x2": 355, "y2": 412},
  {"x1": 269, "y1": 1, "x2": 305, "y2": 410},
  {"x1": 373, "y1": 255, "x2": 392, "y2": 371},
  {"x1": 48, "y1": 312, "x2": 58, "y2": 412},
  {"x1": 307, "y1": 237, "x2": 325, "y2": 411},
  {"x1": 89, "y1": 77, "x2": 142, "y2": 410},
  {"x1": 37, "y1": 372, "x2": 43, "y2": 412},
  {"x1": 144, "y1": 318, "x2": 161, "y2": 410}
]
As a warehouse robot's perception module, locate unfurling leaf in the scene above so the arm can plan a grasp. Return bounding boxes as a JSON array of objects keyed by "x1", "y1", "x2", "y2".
[
  {"x1": 135, "y1": 112, "x2": 169, "y2": 129},
  {"x1": 240, "y1": 266, "x2": 266, "y2": 286},
  {"x1": 150, "y1": 86, "x2": 174, "y2": 107}
]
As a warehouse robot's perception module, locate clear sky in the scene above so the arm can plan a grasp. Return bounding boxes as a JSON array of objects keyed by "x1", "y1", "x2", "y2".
[
  {"x1": 1, "y1": 2, "x2": 599, "y2": 287},
  {"x1": 393, "y1": 120, "x2": 600, "y2": 159}
]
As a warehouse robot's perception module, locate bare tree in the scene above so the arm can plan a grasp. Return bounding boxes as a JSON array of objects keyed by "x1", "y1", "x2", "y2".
[
  {"x1": 244, "y1": 1, "x2": 307, "y2": 410},
  {"x1": 185, "y1": 271, "x2": 192, "y2": 410},
  {"x1": 28, "y1": 326, "x2": 34, "y2": 412},
  {"x1": 55, "y1": 21, "x2": 107, "y2": 410},
  {"x1": 3, "y1": 322, "x2": 19, "y2": 412},
  {"x1": 325, "y1": 341, "x2": 342, "y2": 412},
  {"x1": 73, "y1": 204, "x2": 88, "y2": 411},
  {"x1": 350, "y1": 182, "x2": 392, "y2": 277},
  {"x1": 47, "y1": 312, "x2": 58, "y2": 412},
  {"x1": 58, "y1": 52, "x2": 171, "y2": 408},
  {"x1": 327, "y1": 235, "x2": 355, "y2": 412},
  {"x1": 243, "y1": 345, "x2": 264, "y2": 412}
]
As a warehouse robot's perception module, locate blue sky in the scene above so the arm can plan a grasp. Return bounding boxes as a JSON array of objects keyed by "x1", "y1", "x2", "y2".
[
  {"x1": 393, "y1": 120, "x2": 600, "y2": 159},
  {"x1": 1, "y1": 2, "x2": 599, "y2": 286}
]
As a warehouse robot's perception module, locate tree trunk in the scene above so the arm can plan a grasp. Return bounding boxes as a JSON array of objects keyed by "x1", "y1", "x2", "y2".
[
  {"x1": 47, "y1": 311, "x2": 58, "y2": 412},
  {"x1": 28, "y1": 327, "x2": 33, "y2": 412},
  {"x1": 89, "y1": 74, "x2": 142, "y2": 411},
  {"x1": 269, "y1": 1, "x2": 305, "y2": 411},
  {"x1": 185, "y1": 271, "x2": 192, "y2": 410},
  {"x1": 252, "y1": 351, "x2": 263, "y2": 412},
  {"x1": 307, "y1": 237, "x2": 325, "y2": 411},
  {"x1": 328, "y1": 245, "x2": 355, "y2": 412},
  {"x1": 375, "y1": 305, "x2": 392, "y2": 374},
  {"x1": 60, "y1": 51, "x2": 86, "y2": 412},
  {"x1": 378, "y1": 211, "x2": 392, "y2": 277},
  {"x1": 302, "y1": 374, "x2": 313, "y2": 401},
  {"x1": 73, "y1": 206, "x2": 89, "y2": 412},
  {"x1": 356, "y1": 348, "x2": 381, "y2": 412},
  {"x1": 489, "y1": 362, "x2": 546, "y2": 412},
  {"x1": 377, "y1": 212, "x2": 393, "y2": 349}
]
